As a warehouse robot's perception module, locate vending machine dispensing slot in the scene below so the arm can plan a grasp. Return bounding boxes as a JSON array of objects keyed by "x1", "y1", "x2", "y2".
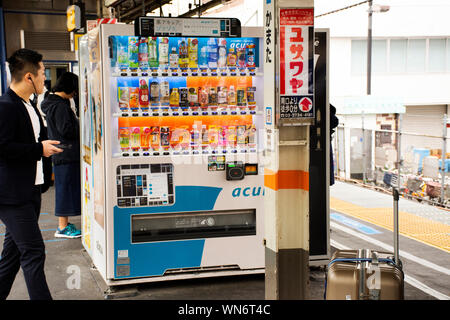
[{"x1": 131, "y1": 209, "x2": 256, "y2": 243}]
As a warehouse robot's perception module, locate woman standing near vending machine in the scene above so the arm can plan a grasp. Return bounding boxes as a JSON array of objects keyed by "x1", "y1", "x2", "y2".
[{"x1": 41, "y1": 72, "x2": 82, "y2": 238}]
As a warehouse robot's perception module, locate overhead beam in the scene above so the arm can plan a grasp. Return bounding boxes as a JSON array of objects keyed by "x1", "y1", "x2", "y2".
[
  {"x1": 120, "y1": 0, "x2": 172, "y2": 22},
  {"x1": 178, "y1": 0, "x2": 226, "y2": 18}
]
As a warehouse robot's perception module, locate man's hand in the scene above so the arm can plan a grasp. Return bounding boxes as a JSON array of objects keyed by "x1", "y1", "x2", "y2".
[{"x1": 42, "y1": 140, "x2": 63, "y2": 157}]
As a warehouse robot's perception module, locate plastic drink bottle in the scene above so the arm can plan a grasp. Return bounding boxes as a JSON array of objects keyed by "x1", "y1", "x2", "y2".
[
  {"x1": 208, "y1": 125, "x2": 219, "y2": 149},
  {"x1": 117, "y1": 36, "x2": 129, "y2": 71},
  {"x1": 169, "y1": 47, "x2": 179, "y2": 68},
  {"x1": 201, "y1": 125, "x2": 209, "y2": 149},
  {"x1": 150, "y1": 126, "x2": 160, "y2": 151},
  {"x1": 130, "y1": 127, "x2": 141, "y2": 151},
  {"x1": 188, "y1": 87, "x2": 198, "y2": 109},
  {"x1": 139, "y1": 79, "x2": 149, "y2": 111},
  {"x1": 160, "y1": 81, "x2": 170, "y2": 106},
  {"x1": 138, "y1": 37, "x2": 149, "y2": 70},
  {"x1": 218, "y1": 38, "x2": 227, "y2": 68},
  {"x1": 128, "y1": 37, "x2": 139, "y2": 70},
  {"x1": 179, "y1": 87, "x2": 189, "y2": 110},
  {"x1": 119, "y1": 127, "x2": 130, "y2": 151},
  {"x1": 150, "y1": 81, "x2": 160, "y2": 106},
  {"x1": 191, "y1": 124, "x2": 200, "y2": 150},
  {"x1": 188, "y1": 38, "x2": 198, "y2": 68},
  {"x1": 159, "y1": 37, "x2": 169, "y2": 68},
  {"x1": 198, "y1": 87, "x2": 209, "y2": 110},
  {"x1": 178, "y1": 39, "x2": 189, "y2": 68},
  {"x1": 129, "y1": 87, "x2": 139, "y2": 111},
  {"x1": 207, "y1": 38, "x2": 218, "y2": 69},
  {"x1": 140, "y1": 127, "x2": 151, "y2": 150},
  {"x1": 199, "y1": 46, "x2": 208, "y2": 68},
  {"x1": 227, "y1": 48, "x2": 237, "y2": 67},
  {"x1": 227, "y1": 85, "x2": 237, "y2": 107},
  {"x1": 148, "y1": 37, "x2": 158, "y2": 68},
  {"x1": 169, "y1": 88, "x2": 180, "y2": 109},
  {"x1": 218, "y1": 86, "x2": 227, "y2": 107},
  {"x1": 118, "y1": 87, "x2": 129, "y2": 111}
]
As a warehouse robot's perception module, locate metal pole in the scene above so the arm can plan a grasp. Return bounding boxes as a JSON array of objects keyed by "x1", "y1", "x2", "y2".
[
  {"x1": 367, "y1": 0, "x2": 373, "y2": 95},
  {"x1": 397, "y1": 113, "x2": 403, "y2": 191},
  {"x1": 362, "y1": 111, "x2": 366, "y2": 183},
  {"x1": 441, "y1": 114, "x2": 447, "y2": 204},
  {"x1": 393, "y1": 188, "x2": 400, "y2": 265}
]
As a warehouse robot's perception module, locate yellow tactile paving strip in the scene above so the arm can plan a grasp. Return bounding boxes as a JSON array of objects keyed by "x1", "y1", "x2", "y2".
[{"x1": 330, "y1": 197, "x2": 450, "y2": 253}]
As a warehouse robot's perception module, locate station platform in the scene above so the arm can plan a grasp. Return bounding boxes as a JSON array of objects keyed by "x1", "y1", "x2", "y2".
[{"x1": 0, "y1": 182, "x2": 448, "y2": 301}]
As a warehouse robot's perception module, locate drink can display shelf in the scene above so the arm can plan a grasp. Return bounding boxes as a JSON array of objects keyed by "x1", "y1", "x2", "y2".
[
  {"x1": 112, "y1": 67, "x2": 261, "y2": 78},
  {"x1": 114, "y1": 148, "x2": 258, "y2": 158},
  {"x1": 113, "y1": 108, "x2": 262, "y2": 117}
]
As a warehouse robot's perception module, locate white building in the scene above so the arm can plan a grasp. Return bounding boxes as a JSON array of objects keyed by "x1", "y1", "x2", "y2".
[{"x1": 313, "y1": 0, "x2": 450, "y2": 178}]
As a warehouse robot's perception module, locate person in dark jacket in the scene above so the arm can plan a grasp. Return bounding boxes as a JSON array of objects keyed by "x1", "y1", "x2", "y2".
[
  {"x1": 330, "y1": 104, "x2": 339, "y2": 185},
  {"x1": 41, "y1": 72, "x2": 82, "y2": 238},
  {"x1": 0, "y1": 49, "x2": 63, "y2": 300}
]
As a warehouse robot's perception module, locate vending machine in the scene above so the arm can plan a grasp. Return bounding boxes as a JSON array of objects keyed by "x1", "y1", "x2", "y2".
[{"x1": 79, "y1": 20, "x2": 265, "y2": 286}]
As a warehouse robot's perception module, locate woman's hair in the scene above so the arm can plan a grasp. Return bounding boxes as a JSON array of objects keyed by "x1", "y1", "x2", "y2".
[{"x1": 51, "y1": 72, "x2": 78, "y2": 95}]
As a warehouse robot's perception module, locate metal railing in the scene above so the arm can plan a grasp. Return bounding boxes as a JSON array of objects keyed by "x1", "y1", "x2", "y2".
[{"x1": 332, "y1": 114, "x2": 450, "y2": 208}]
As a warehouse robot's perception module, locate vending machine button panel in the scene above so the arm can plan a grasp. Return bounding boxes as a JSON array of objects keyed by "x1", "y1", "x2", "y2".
[{"x1": 116, "y1": 163, "x2": 174, "y2": 207}]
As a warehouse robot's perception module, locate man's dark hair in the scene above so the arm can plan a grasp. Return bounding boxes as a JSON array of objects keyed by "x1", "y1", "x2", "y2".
[
  {"x1": 51, "y1": 72, "x2": 79, "y2": 95},
  {"x1": 7, "y1": 48, "x2": 43, "y2": 82}
]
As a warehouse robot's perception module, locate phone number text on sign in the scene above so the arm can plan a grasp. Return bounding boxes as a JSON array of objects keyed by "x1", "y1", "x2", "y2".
[{"x1": 280, "y1": 96, "x2": 314, "y2": 119}]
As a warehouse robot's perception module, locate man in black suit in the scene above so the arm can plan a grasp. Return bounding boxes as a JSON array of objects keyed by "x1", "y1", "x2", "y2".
[{"x1": 0, "y1": 49, "x2": 63, "y2": 300}]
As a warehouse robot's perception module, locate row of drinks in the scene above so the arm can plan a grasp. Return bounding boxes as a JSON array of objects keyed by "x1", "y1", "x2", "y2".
[
  {"x1": 118, "y1": 124, "x2": 257, "y2": 152},
  {"x1": 117, "y1": 80, "x2": 257, "y2": 112},
  {"x1": 115, "y1": 36, "x2": 256, "y2": 71}
]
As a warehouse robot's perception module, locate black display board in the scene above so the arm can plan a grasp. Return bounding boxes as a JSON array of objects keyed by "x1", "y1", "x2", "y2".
[{"x1": 309, "y1": 30, "x2": 329, "y2": 261}]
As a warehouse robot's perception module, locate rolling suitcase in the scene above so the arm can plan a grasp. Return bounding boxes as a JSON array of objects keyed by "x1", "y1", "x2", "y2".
[{"x1": 325, "y1": 189, "x2": 404, "y2": 300}]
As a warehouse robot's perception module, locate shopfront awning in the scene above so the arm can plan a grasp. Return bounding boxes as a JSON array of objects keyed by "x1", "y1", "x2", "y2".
[{"x1": 333, "y1": 95, "x2": 405, "y2": 115}]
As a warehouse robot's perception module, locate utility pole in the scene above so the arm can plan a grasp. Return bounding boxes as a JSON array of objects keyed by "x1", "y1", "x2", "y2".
[
  {"x1": 367, "y1": 0, "x2": 373, "y2": 95},
  {"x1": 264, "y1": 0, "x2": 314, "y2": 300}
]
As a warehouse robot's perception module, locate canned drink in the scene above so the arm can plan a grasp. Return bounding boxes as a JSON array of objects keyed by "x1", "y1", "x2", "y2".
[
  {"x1": 237, "y1": 87, "x2": 246, "y2": 107},
  {"x1": 247, "y1": 86, "x2": 256, "y2": 106},
  {"x1": 237, "y1": 47, "x2": 246, "y2": 68},
  {"x1": 160, "y1": 126, "x2": 170, "y2": 149},
  {"x1": 209, "y1": 87, "x2": 218, "y2": 107},
  {"x1": 237, "y1": 125, "x2": 247, "y2": 146}
]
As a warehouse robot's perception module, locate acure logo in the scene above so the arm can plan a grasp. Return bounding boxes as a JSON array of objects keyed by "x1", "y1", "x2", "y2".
[{"x1": 232, "y1": 186, "x2": 265, "y2": 197}]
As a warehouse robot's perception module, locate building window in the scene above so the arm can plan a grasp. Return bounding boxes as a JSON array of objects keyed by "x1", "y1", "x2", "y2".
[
  {"x1": 351, "y1": 39, "x2": 387, "y2": 74},
  {"x1": 373, "y1": 40, "x2": 387, "y2": 72},
  {"x1": 351, "y1": 40, "x2": 367, "y2": 75},
  {"x1": 428, "y1": 39, "x2": 446, "y2": 72},
  {"x1": 447, "y1": 38, "x2": 450, "y2": 72},
  {"x1": 407, "y1": 39, "x2": 426, "y2": 72},
  {"x1": 389, "y1": 39, "x2": 407, "y2": 73}
]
